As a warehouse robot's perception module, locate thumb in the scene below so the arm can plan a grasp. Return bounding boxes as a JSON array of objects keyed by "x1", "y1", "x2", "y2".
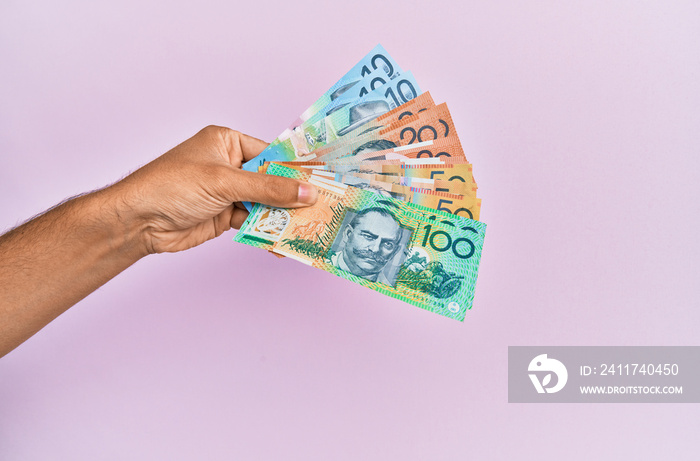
[{"x1": 229, "y1": 169, "x2": 318, "y2": 207}]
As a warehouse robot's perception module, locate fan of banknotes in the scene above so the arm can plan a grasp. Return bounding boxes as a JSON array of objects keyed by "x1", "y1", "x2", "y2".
[{"x1": 234, "y1": 44, "x2": 486, "y2": 321}]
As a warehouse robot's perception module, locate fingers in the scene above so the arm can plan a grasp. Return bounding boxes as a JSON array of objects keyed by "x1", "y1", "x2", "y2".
[
  {"x1": 237, "y1": 132, "x2": 269, "y2": 162},
  {"x1": 230, "y1": 207, "x2": 249, "y2": 229},
  {"x1": 215, "y1": 127, "x2": 269, "y2": 162},
  {"x1": 229, "y1": 169, "x2": 318, "y2": 208}
]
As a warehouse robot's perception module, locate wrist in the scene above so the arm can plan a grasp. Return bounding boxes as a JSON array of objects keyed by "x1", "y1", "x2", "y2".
[{"x1": 92, "y1": 182, "x2": 152, "y2": 260}]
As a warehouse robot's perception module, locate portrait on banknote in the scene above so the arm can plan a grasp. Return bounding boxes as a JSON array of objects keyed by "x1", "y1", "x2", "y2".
[
  {"x1": 351, "y1": 139, "x2": 398, "y2": 160},
  {"x1": 327, "y1": 206, "x2": 412, "y2": 286},
  {"x1": 336, "y1": 101, "x2": 391, "y2": 136},
  {"x1": 339, "y1": 175, "x2": 406, "y2": 200}
]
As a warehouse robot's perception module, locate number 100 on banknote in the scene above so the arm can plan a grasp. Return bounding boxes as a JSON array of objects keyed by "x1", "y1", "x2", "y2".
[{"x1": 235, "y1": 164, "x2": 485, "y2": 321}]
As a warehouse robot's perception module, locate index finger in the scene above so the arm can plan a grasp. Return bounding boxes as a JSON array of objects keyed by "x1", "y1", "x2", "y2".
[
  {"x1": 224, "y1": 129, "x2": 269, "y2": 162},
  {"x1": 238, "y1": 131, "x2": 270, "y2": 162}
]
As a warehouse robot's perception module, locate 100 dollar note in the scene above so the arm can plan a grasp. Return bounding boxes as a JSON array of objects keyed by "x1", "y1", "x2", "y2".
[{"x1": 234, "y1": 163, "x2": 486, "y2": 321}]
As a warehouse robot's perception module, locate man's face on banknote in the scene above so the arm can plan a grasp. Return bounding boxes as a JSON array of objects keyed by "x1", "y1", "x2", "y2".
[
  {"x1": 342, "y1": 210, "x2": 402, "y2": 278},
  {"x1": 352, "y1": 139, "x2": 398, "y2": 160}
]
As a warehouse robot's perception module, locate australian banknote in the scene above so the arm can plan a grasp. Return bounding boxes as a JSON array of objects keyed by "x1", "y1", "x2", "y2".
[
  {"x1": 304, "y1": 168, "x2": 480, "y2": 219},
  {"x1": 291, "y1": 44, "x2": 402, "y2": 130},
  {"x1": 241, "y1": 72, "x2": 423, "y2": 210},
  {"x1": 311, "y1": 102, "x2": 456, "y2": 162},
  {"x1": 234, "y1": 163, "x2": 486, "y2": 321},
  {"x1": 233, "y1": 45, "x2": 486, "y2": 319},
  {"x1": 260, "y1": 72, "x2": 421, "y2": 164}
]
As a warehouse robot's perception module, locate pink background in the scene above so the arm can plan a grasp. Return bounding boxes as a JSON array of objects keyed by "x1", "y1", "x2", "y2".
[{"x1": 1, "y1": 1, "x2": 699, "y2": 459}]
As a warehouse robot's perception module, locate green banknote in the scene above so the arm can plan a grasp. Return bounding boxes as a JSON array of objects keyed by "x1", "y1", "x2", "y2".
[{"x1": 234, "y1": 164, "x2": 486, "y2": 321}]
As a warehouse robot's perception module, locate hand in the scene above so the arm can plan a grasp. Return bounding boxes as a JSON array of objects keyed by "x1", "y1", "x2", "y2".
[
  {"x1": 0, "y1": 125, "x2": 314, "y2": 356},
  {"x1": 114, "y1": 125, "x2": 317, "y2": 254}
]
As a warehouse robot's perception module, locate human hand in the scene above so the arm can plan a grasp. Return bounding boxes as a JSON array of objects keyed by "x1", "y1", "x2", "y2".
[{"x1": 112, "y1": 125, "x2": 317, "y2": 255}]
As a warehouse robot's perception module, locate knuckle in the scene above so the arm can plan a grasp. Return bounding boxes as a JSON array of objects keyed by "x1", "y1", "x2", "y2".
[
  {"x1": 200, "y1": 125, "x2": 219, "y2": 136},
  {"x1": 200, "y1": 125, "x2": 232, "y2": 139}
]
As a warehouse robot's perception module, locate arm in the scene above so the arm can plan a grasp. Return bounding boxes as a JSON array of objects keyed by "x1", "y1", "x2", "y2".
[{"x1": 0, "y1": 126, "x2": 317, "y2": 357}]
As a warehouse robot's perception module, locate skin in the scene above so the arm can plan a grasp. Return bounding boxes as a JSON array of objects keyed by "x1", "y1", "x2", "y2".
[
  {"x1": 341, "y1": 211, "x2": 401, "y2": 279},
  {"x1": 0, "y1": 125, "x2": 318, "y2": 357}
]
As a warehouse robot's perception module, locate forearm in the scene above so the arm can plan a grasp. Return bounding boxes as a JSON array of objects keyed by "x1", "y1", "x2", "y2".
[
  {"x1": 0, "y1": 126, "x2": 314, "y2": 357},
  {"x1": 0, "y1": 184, "x2": 147, "y2": 357}
]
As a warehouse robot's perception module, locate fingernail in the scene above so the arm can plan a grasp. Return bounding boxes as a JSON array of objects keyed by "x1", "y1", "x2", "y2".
[{"x1": 298, "y1": 183, "x2": 318, "y2": 205}]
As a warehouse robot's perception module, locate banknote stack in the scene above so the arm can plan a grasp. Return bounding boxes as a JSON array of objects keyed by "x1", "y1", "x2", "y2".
[{"x1": 234, "y1": 44, "x2": 486, "y2": 321}]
